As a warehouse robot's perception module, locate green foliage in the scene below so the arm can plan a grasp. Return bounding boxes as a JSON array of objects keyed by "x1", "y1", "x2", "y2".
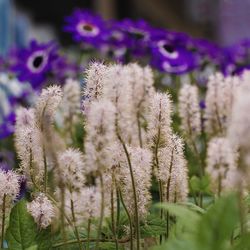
[
  {"x1": 140, "y1": 215, "x2": 167, "y2": 238},
  {"x1": 153, "y1": 194, "x2": 245, "y2": 250},
  {"x1": 196, "y1": 194, "x2": 239, "y2": 250},
  {"x1": 190, "y1": 174, "x2": 211, "y2": 194},
  {"x1": 6, "y1": 200, "x2": 52, "y2": 250}
]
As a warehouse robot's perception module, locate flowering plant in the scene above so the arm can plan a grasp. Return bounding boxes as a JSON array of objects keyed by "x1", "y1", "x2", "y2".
[{"x1": 0, "y1": 62, "x2": 250, "y2": 250}]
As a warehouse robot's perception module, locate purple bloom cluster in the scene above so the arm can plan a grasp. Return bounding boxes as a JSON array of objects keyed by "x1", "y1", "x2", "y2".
[
  {"x1": 64, "y1": 9, "x2": 250, "y2": 76},
  {"x1": 10, "y1": 40, "x2": 78, "y2": 88}
]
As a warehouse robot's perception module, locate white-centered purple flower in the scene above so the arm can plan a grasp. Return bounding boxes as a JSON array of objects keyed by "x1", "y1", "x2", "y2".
[{"x1": 64, "y1": 10, "x2": 106, "y2": 47}]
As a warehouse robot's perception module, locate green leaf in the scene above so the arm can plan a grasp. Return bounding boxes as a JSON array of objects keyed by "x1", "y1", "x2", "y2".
[
  {"x1": 6, "y1": 200, "x2": 37, "y2": 250},
  {"x1": 98, "y1": 242, "x2": 117, "y2": 250},
  {"x1": 196, "y1": 194, "x2": 239, "y2": 250},
  {"x1": 140, "y1": 215, "x2": 166, "y2": 238},
  {"x1": 157, "y1": 202, "x2": 201, "y2": 232},
  {"x1": 36, "y1": 227, "x2": 52, "y2": 250},
  {"x1": 190, "y1": 175, "x2": 211, "y2": 193}
]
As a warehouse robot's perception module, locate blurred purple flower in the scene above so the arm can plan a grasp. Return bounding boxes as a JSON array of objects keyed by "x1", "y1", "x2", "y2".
[
  {"x1": 10, "y1": 40, "x2": 58, "y2": 88},
  {"x1": 51, "y1": 56, "x2": 79, "y2": 82},
  {"x1": 151, "y1": 39, "x2": 197, "y2": 74},
  {"x1": 0, "y1": 112, "x2": 15, "y2": 139},
  {"x1": 64, "y1": 10, "x2": 106, "y2": 47},
  {"x1": 199, "y1": 100, "x2": 206, "y2": 109},
  {"x1": 118, "y1": 19, "x2": 154, "y2": 57}
]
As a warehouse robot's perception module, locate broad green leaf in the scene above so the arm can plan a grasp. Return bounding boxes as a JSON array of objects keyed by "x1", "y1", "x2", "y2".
[
  {"x1": 36, "y1": 226, "x2": 52, "y2": 250},
  {"x1": 6, "y1": 200, "x2": 37, "y2": 250},
  {"x1": 196, "y1": 194, "x2": 239, "y2": 250},
  {"x1": 232, "y1": 233, "x2": 250, "y2": 250},
  {"x1": 190, "y1": 175, "x2": 211, "y2": 193},
  {"x1": 157, "y1": 202, "x2": 201, "y2": 232}
]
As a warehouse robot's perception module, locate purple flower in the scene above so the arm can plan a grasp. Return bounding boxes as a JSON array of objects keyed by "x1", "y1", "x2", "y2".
[
  {"x1": 151, "y1": 39, "x2": 197, "y2": 74},
  {"x1": 11, "y1": 40, "x2": 58, "y2": 88},
  {"x1": 221, "y1": 39, "x2": 250, "y2": 75},
  {"x1": 64, "y1": 10, "x2": 106, "y2": 47},
  {"x1": 118, "y1": 19, "x2": 154, "y2": 57},
  {"x1": 0, "y1": 112, "x2": 15, "y2": 139},
  {"x1": 102, "y1": 21, "x2": 129, "y2": 47},
  {"x1": 51, "y1": 56, "x2": 80, "y2": 82}
]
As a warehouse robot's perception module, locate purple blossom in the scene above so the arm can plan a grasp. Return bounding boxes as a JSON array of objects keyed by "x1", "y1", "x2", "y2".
[
  {"x1": 11, "y1": 40, "x2": 59, "y2": 88},
  {"x1": 117, "y1": 19, "x2": 155, "y2": 57},
  {"x1": 151, "y1": 39, "x2": 197, "y2": 74},
  {"x1": 64, "y1": 10, "x2": 106, "y2": 47}
]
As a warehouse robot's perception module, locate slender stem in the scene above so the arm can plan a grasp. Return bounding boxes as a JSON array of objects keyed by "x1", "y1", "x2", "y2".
[
  {"x1": 1, "y1": 194, "x2": 6, "y2": 249},
  {"x1": 120, "y1": 142, "x2": 140, "y2": 250},
  {"x1": 165, "y1": 149, "x2": 174, "y2": 239},
  {"x1": 158, "y1": 180, "x2": 164, "y2": 244},
  {"x1": 119, "y1": 188, "x2": 133, "y2": 250},
  {"x1": 95, "y1": 174, "x2": 105, "y2": 250},
  {"x1": 43, "y1": 146, "x2": 48, "y2": 193},
  {"x1": 70, "y1": 196, "x2": 83, "y2": 250},
  {"x1": 218, "y1": 174, "x2": 222, "y2": 198},
  {"x1": 111, "y1": 176, "x2": 119, "y2": 250},
  {"x1": 60, "y1": 185, "x2": 68, "y2": 249},
  {"x1": 87, "y1": 219, "x2": 91, "y2": 250},
  {"x1": 53, "y1": 237, "x2": 130, "y2": 248},
  {"x1": 238, "y1": 188, "x2": 245, "y2": 234},
  {"x1": 116, "y1": 188, "x2": 120, "y2": 232},
  {"x1": 137, "y1": 112, "x2": 143, "y2": 148}
]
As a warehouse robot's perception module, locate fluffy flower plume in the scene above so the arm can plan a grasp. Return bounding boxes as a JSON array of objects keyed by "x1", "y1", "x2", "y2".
[
  {"x1": 206, "y1": 137, "x2": 237, "y2": 194},
  {"x1": 84, "y1": 100, "x2": 116, "y2": 173},
  {"x1": 60, "y1": 78, "x2": 81, "y2": 122},
  {"x1": 119, "y1": 147, "x2": 152, "y2": 218},
  {"x1": 147, "y1": 92, "x2": 172, "y2": 149},
  {"x1": 102, "y1": 64, "x2": 135, "y2": 144},
  {"x1": 35, "y1": 85, "x2": 63, "y2": 128},
  {"x1": 82, "y1": 62, "x2": 108, "y2": 114},
  {"x1": 15, "y1": 108, "x2": 44, "y2": 186},
  {"x1": 156, "y1": 134, "x2": 188, "y2": 202},
  {"x1": 35, "y1": 85, "x2": 63, "y2": 168},
  {"x1": 0, "y1": 169, "x2": 20, "y2": 204},
  {"x1": 205, "y1": 73, "x2": 240, "y2": 136},
  {"x1": 126, "y1": 63, "x2": 155, "y2": 146},
  {"x1": 228, "y1": 79, "x2": 250, "y2": 177},
  {"x1": 27, "y1": 193, "x2": 55, "y2": 228},
  {"x1": 58, "y1": 148, "x2": 85, "y2": 190},
  {"x1": 62, "y1": 186, "x2": 102, "y2": 224},
  {"x1": 126, "y1": 63, "x2": 154, "y2": 112},
  {"x1": 179, "y1": 84, "x2": 201, "y2": 139}
]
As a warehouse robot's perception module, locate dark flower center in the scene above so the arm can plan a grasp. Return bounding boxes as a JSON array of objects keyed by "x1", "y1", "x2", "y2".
[
  {"x1": 163, "y1": 44, "x2": 175, "y2": 54},
  {"x1": 82, "y1": 24, "x2": 94, "y2": 32},
  {"x1": 129, "y1": 30, "x2": 145, "y2": 40},
  {"x1": 33, "y1": 56, "x2": 44, "y2": 68}
]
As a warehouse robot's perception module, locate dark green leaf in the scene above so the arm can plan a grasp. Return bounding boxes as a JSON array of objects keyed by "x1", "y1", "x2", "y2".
[
  {"x1": 6, "y1": 200, "x2": 37, "y2": 250},
  {"x1": 196, "y1": 194, "x2": 239, "y2": 250},
  {"x1": 140, "y1": 215, "x2": 166, "y2": 238}
]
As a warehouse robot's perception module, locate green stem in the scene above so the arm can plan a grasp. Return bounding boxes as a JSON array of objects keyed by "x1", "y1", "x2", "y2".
[
  {"x1": 111, "y1": 176, "x2": 119, "y2": 250},
  {"x1": 60, "y1": 185, "x2": 68, "y2": 250},
  {"x1": 53, "y1": 237, "x2": 130, "y2": 248},
  {"x1": 1, "y1": 194, "x2": 6, "y2": 249},
  {"x1": 119, "y1": 188, "x2": 133, "y2": 250},
  {"x1": 137, "y1": 112, "x2": 143, "y2": 148},
  {"x1": 87, "y1": 219, "x2": 91, "y2": 250},
  {"x1": 43, "y1": 146, "x2": 48, "y2": 193},
  {"x1": 158, "y1": 180, "x2": 164, "y2": 244},
  {"x1": 70, "y1": 196, "x2": 83, "y2": 250},
  {"x1": 218, "y1": 174, "x2": 222, "y2": 198},
  {"x1": 120, "y1": 142, "x2": 140, "y2": 250},
  {"x1": 95, "y1": 174, "x2": 105, "y2": 250},
  {"x1": 116, "y1": 188, "x2": 120, "y2": 232}
]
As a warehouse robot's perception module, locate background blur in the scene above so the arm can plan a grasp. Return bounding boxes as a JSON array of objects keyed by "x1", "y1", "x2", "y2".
[{"x1": 1, "y1": 0, "x2": 250, "y2": 56}]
